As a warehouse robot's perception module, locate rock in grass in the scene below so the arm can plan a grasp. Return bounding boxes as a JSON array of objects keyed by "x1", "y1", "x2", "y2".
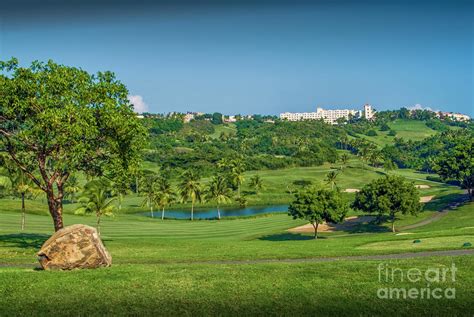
[{"x1": 37, "y1": 224, "x2": 112, "y2": 270}]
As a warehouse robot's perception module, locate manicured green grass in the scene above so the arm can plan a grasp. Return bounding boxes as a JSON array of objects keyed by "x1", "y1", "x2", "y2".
[
  {"x1": 1, "y1": 256, "x2": 473, "y2": 316},
  {"x1": 359, "y1": 235, "x2": 474, "y2": 251},
  {"x1": 1, "y1": 199, "x2": 473, "y2": 315},
  {"x1": 210, "y1": 123, "x2": 237, "y2": 139},
  {"x1": 356, "y1": 119, "x2": 437, "y2": 146},
  {"x1": 1, "y1": 163, "x2": 472, "y2": 315}
]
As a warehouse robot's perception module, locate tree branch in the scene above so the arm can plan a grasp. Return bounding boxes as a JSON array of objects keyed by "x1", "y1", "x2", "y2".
[{"x1": 2, "y1": 135, "x2": 46, "y2": 191}]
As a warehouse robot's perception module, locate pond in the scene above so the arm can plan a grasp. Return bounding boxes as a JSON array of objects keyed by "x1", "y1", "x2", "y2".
[{"x1": 141, "y1": 204, "x2": 289, "y2": 220}]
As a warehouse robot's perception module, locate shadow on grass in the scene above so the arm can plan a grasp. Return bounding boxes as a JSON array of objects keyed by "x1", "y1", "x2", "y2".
[
  {"x1": 423, "y1": 192, "x2": 469, "y2": 212},
  {"x1": 342, "y1": 221, "x2": 391, "y2": 234},
  {"x1": 258, "y1": 233, "x2": 325, "y2": 241},
  {"x1": 0, "y1": 233, "x2": 49, "y2": 249}
]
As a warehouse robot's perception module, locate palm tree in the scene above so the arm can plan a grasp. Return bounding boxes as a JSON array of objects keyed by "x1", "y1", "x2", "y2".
[
  {"x1": 179, "y1": 170, "x2": 202, "y2": 221},
  {"x1": 249, "y1": 174, "x2": 264, "y2": 195},
  {"x1": 75, "y1": 180, "x2": 117, "y2": 235},
  {"x1": 154, "y1": 176, "x2": 176, "y2": 220},
  {"x1": 140, "y1": 172, "x2": 158, "y2": 218},
  {"x1": 325, "y1": 171, "x2": 339, "y2": 190},
  {"x1": 340, "y1": 153, "x2": 350, "y2": 171},
  {"x1": 7, "y1": 168, "x2": 33, "y2": 231},
  {"x1": 383, "y1": 159, "x2": 397, "y2": 174},
  {"x1": 231, "y1": 168, "x2": 245, "y2": 198},
  {"x1": 206, "y1": 174, "x2": 232, "y2": 220},
  {"x1": 368, "y1": 150, "x2": 383, "y2": 168}
]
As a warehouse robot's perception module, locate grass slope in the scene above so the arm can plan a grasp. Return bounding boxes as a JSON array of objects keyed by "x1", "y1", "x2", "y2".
[{"x1": 356, "y1": 119, "x2": 437, "y2": 147}]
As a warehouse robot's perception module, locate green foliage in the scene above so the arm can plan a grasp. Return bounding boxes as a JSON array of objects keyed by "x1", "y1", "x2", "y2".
[
  {"x1": 352, "y1": 175, "x2": 422, "y2": 232},
  {"x1": 249, "y1": 174, "x2": 264, "y2": 194},
  {"x1": 179, "y1": 170, "x2": 203, "y2": 220},
  {"x1": 324, "y1": 171, "x2": 339, "y2": 190},
  {"x1": 206, "y1": 174, "x2": 232, "y2": 219},
  {"x1": 0, "y1": 58, "x2": 146, "y2": 230},
  {"x1": 288, "y1": 186, "x2": 348, "y2": 238},
  {"x1": 153, "y1": 175, "x2": 176, "y2": 220},
  {"x1": 434, "y1": 135, "x2": 473, "y2": 199},
  {"x1": 380, "y1": 123, "x2": 390, "y2": 131},
  {"x1": 75, "y1": 178, "x2": 117, "y2": 234},
  {"x1": 211, "y1": 112, "x2": 223, "y2": 125},
  {"x1": 366, "y1": 129, "x2": 378, "y2": 136},
  {"x1": 140, "y1": 171, "x2": 159, "y2": 217}
]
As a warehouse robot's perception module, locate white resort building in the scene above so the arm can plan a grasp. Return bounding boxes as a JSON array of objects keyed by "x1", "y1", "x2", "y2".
[
  {"x1": 437, "y1": 111, "x2": 470, "y2": 122},
  {"x1": 280, "y1": 104, "x2": 374, "y2": 124}
]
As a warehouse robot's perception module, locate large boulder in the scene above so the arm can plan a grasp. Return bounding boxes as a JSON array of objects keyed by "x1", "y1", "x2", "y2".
[{"x1": 37, "y1": 224, "x2": 112, "y2": 270}]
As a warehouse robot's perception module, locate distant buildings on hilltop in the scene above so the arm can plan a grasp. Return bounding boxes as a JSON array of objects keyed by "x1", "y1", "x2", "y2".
[
  {"x1": 137, "y1": 105, "x2": 470, "y2": 123},
  {"x1": 279, "y1": 104, "x2": 375, "y2": 124},
  {"x1": 183, "y1": 112, "x2": 204, "y2": 123},
  {"x1": 436, "y1": 111, "x2": 470, "y2": 122}
]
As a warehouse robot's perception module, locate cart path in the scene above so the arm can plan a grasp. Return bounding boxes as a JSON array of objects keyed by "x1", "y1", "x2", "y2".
[
  {"x1": 1, "y1": 249, "x2": 473, "y2": 268},
  {"x1": 399, "y1": 194, "x2": 471, "y2": 231}
]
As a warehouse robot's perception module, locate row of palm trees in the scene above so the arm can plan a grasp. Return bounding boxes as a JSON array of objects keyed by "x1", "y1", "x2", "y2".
[{"x1": 140, "y1": 168, "x2": 264, "y2": 221}]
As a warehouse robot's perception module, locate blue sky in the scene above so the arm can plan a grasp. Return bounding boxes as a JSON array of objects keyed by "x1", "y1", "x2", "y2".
[{"x1": 1, "y1": 1, "x2": 472, "y2": 115}]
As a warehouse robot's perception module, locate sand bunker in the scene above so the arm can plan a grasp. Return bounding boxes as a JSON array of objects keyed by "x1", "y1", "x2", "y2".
[
  {"x1": 288, "y1": 216, "x2": 376, "y2": 233},
  {"x1": 420, "y1": 196, "x2": 434, "y2": 203},
  {"x1": 415, "y1": 185, "x2": 430, "y2": 189},
  {"x1": 344, "y1": 188, "x2": 360, "y2": 193}
]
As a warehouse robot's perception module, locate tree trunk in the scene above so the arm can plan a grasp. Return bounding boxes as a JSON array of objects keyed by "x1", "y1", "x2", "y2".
[
  {"x1": 191, "y1": 199, "x2": 194, "y2": 221},
  {"x1": 162, "y1": 207, "x2": 165, "y2": 220},
  {"x1": 150, "y1": 203, "x2": 154, "y2": 218},
  {"x1": 391, "y1": 216, "x2": 396, "y2": 233},
  {"x1": 21, "y1": 192, "x2": 25, "y2": 231},
  {"x1": 97, "y1": 215, "x2": 101, "y2": 236},
  {"x1": 217, "y1": 205, "x2": 221, "y2": 220},
  {"x1": 312, "y1": 222, "x2": 319, "y2": 239},
  {"x1": 46, "y1": 187, "x2": 64, "y2": 232}
]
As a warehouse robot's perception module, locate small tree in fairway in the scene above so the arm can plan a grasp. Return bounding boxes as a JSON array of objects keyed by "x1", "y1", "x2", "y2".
[
  {"x1": 0, "y1": 58, "x2": 146, "y2": 231},
  {"x1": 288, "y1": 186, "x2": 348, "y2": 239},
  {"x1": 352, "y1": 175, "x2": 421, "y2": 232}
]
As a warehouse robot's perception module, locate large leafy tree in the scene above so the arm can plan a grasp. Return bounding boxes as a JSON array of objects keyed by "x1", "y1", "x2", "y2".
[
  {"x1": 434, "y1": 137, "x2": 473, "y2": 200},
  {"x1": 352, "y1": 175, "x2": 422, "y2": 232},
  {"x1": 0, "y1": 58, "x2": 146, "y2": 231},
  {"x1": 288, "y1": 186, "x2": 348, "y2": 239}
]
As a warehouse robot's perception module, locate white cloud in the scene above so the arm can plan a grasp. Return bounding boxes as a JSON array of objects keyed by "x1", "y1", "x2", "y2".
[
  {"x1": 408, "y1": 104, "x2": 438, "y2": 112},
  {"x1": 128, "y1": 95, "x2": 148, "y2": 113}
]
